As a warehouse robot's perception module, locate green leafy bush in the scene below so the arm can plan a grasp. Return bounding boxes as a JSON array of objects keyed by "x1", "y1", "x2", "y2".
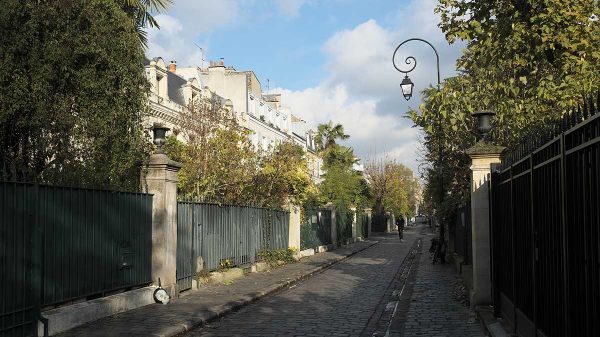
[{"x1": 259, "y1": 248, "x2": 297, "y2": 266}]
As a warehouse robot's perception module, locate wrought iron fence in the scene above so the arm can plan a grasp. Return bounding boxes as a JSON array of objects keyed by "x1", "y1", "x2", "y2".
[
  {"x1": 490, "y1": 93, "x2": 600, "y2": 337},
  {"x1": 176, "y1": 201, "x2": 289, "y2": 291},
  {"x1": 300, "y1": 208, "x2": 332, "y2": 250},
  {"x1": 0, "y1": 182, "x2": 153, "y2": 337}
]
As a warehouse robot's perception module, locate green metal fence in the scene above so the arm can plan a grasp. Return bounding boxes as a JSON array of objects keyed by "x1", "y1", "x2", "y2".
[
  {"x1": 336, "y1": 206, "x2": 353, "y2": 245},
  {"x1": 0, "y1": 182, "x2": 153, "y2": 337},
  {"x1": 176, "y1": 202, "x2": 289, "y2": 290},
  {"x1": 357, "y1": 211, "x2": 369, "y2": 238},
  {"x1": 300, "y1": 208, "x2": 332, "y2": 250}
]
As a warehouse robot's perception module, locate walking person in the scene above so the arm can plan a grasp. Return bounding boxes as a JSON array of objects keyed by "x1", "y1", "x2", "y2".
[{"x1": 396, "y1": 216, "x2": 405, "y2": 241}]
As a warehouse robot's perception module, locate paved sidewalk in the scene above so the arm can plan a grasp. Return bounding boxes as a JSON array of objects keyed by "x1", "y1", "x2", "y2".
[
  {"x1": 390, "y1": 230, "x2": 484, "y2": 337},
  {"x1": 56, "y1": 239, "x2": 378, "y2": 337}
]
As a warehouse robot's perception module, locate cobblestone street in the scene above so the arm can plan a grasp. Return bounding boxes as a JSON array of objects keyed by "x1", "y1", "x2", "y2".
[
  {"x1": 185, "y1": 226, "x2": 484, "y2": 337},
  {"x1": 186, "y1": 233, "x2": 418, "y2": 337}
]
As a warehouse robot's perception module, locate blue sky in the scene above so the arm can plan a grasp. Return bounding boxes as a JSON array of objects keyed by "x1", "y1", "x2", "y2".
[{"x1": 147, "y1": 0, "x2": 464, "y2": 174}]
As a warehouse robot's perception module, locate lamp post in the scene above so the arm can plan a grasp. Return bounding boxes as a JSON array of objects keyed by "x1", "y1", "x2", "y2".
[{"x1": 392, "y1": 38, "x2": 446, "y2": 263}]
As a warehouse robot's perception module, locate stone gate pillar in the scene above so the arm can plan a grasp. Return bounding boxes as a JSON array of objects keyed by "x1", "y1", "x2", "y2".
[
  {"x1": 141, "y1": 125, "x2": 182, "y2": 297},
  {"x1": 288, "y1": 205, "x2": 301, "y2": 251},
  {"x1": 466, "y1": 141, "x2": 503, "y2": 307}
]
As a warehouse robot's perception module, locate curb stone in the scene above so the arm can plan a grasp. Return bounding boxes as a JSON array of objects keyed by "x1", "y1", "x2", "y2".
[
  {"x1": 475, "y1": 305, "x2": 512, "y2": 337},
  {"x1": 167, "y1": 240, "x2": 379, "y2": 337}
]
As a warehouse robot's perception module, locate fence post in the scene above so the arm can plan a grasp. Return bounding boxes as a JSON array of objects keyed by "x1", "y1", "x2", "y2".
[
  {"x1": 288, "y1": 204, "x2": 301, "y2": 251},
  {"x1": 327, "y1": 204, "x2": 337, "y2": 247},
  {"x1": 364, "y1": 208, "x2": 372, "y2": 238},
  {"x1": 466, "y1": 142, "x2": 503, "y2": 307},
  {"x1": 141, "y1": 150, "x2": 182, "y2": 298}
]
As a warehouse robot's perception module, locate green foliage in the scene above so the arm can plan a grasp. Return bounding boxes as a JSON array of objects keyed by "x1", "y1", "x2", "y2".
[
  {"x1": 164, "y1": 96, "x2": 313, "y2": 208},
  {"x1": 314, "y1": 121, "x2": 350, "y2": 152},
  {"x1": 411, "y1": 0, "x2": 600, "y2": 214},
  {"x1": 119, "y1": 0, "x2": 172, "y2": 48},
  {"x1": 315, "y1": 123, "x2": 372, "y2": 226},
  {"x1": 252, "y1": 142, "x2": 314, "y2": 208},
  {"x1": 0, "y1": 0, "x2": 150, "y2": 190},
  {"x1": 259, "y1": 248, "x2": 297, "y2": 266},
  {"x1": 165, "y1": 129, "x2": 258, "y2": 203},
  {"x1": 218, "y1": 258, "x2": 234, "y2": 270},
  {"x1": 365, "y1": 159, "x2": 419, "y2": 220}
]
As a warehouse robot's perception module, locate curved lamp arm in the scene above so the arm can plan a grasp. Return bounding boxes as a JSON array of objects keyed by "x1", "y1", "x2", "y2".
[{"x1": 392, "y1": 38, "x2": 441, "y2": 90}]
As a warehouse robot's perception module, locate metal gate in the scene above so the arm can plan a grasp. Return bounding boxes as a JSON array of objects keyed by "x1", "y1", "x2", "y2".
[{"x1": 300, "y1": 208, "x2": 332, "y2": 250}]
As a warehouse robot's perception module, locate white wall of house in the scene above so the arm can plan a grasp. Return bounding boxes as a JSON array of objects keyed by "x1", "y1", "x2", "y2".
[{"x1": 152, "y1": 57, "x2": 324, "y2": 182}]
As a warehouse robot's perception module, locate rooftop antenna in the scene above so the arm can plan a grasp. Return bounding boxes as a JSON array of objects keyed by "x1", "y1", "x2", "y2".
[
  {"x1": 266, "y1": 79, "x2": 270, "y2": 94},
  {"x1": 193, "y1": 42, "x2": 205, "y2": 69}
]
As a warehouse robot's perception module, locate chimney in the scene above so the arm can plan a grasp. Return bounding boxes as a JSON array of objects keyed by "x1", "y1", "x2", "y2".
[
  {"x1": 168, "y1": 60, "x2": 177, "y2": 72},
  {"x1": 219, "y1": 57, "x2": 224, "y2": 66}
]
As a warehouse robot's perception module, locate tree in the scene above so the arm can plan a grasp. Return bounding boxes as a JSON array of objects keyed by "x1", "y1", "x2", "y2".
[
  {"x1": 314, "y1": 121, "x2": 350, "y2": 152},
  {"x1": 252, "y1": 142, "x2": 315, "y2": 208},
  {"x1": 165, "y1": 95, "x2": 313, "y2": 208},
  {"x1": 318, "y1": 142, "x2": 369, "y2": 209},
  {"x1": 410, "y1": 0, "x2": 600, "y2": 213},
  {"x1": 164, "y1": 95, "x2": 258, "y2": 202},
  {"x1": 0, "y1": 0, "x2": 150, "y2": 190},
  {"x1": 364, "y1": 158, "x2": 419, "y2": 221},
  {"x1": 119, "y1": 0, "x2": 172, "y2": 48}
]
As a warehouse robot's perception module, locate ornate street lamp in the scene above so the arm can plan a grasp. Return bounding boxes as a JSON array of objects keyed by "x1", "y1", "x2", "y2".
[
  {"x1": 400, "y1": 75, "x2": 415, "y2": 101},
  {"x1": 392, "y1": 38, "x2": 446, "y2": 263}
]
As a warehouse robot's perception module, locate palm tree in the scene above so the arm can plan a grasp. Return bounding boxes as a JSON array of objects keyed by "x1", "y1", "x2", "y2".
[
  {"x1": 315, "y1": 121, "x2": 350, "y2": 151},
  {"x1": 120, "y1": 0, "x2": 172, "y2": 48}
]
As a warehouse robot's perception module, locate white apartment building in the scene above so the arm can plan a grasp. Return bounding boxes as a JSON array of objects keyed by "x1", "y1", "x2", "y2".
[
  {"x1": 144, "y1": 57, "x2": 206, "y2": 142},
  {"x1": 178, "y1": 60, "x2": 299, "y2": 150},
  {"x1": 145, "y1": 56, "x2": 322, "y2": 182}
]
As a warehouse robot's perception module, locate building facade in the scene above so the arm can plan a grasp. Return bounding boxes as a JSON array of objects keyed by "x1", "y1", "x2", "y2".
[{"x1": 145, "y1": 57, "x2": 322, "y2": 182}]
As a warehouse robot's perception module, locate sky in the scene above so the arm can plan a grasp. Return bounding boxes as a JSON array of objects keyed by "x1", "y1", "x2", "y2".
[{"x1": 147, "y1": 0, "x2": 465, "y2": 175}]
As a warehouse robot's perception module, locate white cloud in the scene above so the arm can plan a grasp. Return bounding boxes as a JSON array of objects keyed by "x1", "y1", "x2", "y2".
[
  {"x1": 146, "y1": 0, "x2": 311, "y2": 65},
  {"x1": 146, "y1": 0, "x2": 241, "y2": 66},
  {"x1": 279, "y1": 0, "x2": 463, "y2": 174},
  {"x1": 278, "y1": 83, "x2": 420, "y2": 172},
  {"x1": 274, "y1": 0, "x2": 308, "y2": 17},
  {"x1": 146, "y1": 0, "x2": 463, "y2": 175}
]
